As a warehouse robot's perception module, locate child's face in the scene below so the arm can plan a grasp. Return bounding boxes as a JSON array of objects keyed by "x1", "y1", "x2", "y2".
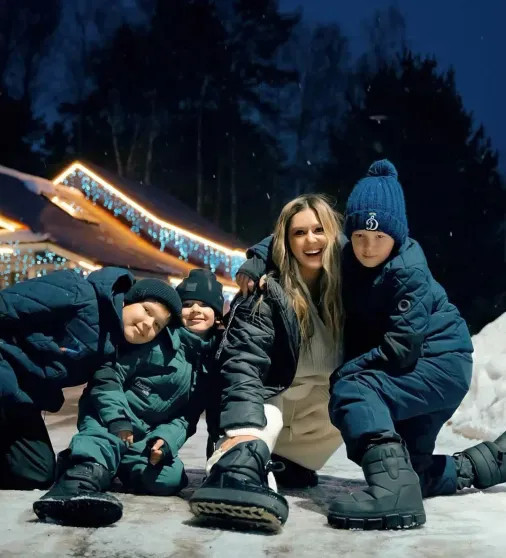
[
  {"x1": 122, "y1": 300, "x2": 171, "y2": 344},
  {"x1": 351, "y1": 230, "x2": 395, "y2": 268},
  {"x1": 288, "y1": 208, "x2": 328, "y2": 280},
  {"x1": 181, "y1": 300, "x2": 216, "y2": 336}
]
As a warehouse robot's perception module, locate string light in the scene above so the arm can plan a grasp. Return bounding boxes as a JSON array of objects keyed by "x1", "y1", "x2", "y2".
[
  {"x1": 0, "y1": 241, "x2": 239, "y2": 299},
  {"x1": 51, "y1": 196, "x2": 80, "y2": 217},
  {"x1": 53, "y1": 162, "x2": 246, "y2": 279},
  {"x1": 78, "y1": 260, "x2": 102, "y2": 272},
  {"x1": 0, "y1": 242, "x2": 95, "y2": 288},
  {"x1": 0, "y1": 214, "x2": 27, "y2": 232}
]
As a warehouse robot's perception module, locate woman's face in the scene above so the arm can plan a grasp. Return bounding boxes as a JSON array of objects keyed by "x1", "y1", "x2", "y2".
[
  {"x1": 288, "y1": 208, "x2": 328, "y2": 280},
  {"x1": 351, "y1": 230, "x2": 395, "y2": 267},
  {"x1": 122, "y1": 300, "x2": 171, "y2": 344},
  {"x1": 181, "y1": 300, "x2": 216, "y2": 335}
]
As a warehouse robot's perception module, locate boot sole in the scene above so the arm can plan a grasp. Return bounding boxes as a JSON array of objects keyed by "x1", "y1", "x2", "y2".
[
  {"x1": 190, "y1": 488, "x2": 288, "y2": 532},
  {"x1": 328, "y1": 511, "x2": 426, "y2": 531},
  {"x1": 33, "y1": 495, "x2": 123, "y2": 527},
  {"x1": 190, "y1": 501, "x2": 282, "y2": 532}
]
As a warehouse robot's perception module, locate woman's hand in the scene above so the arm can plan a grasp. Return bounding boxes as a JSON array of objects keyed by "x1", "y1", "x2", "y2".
[
  {"x1": 235, "y1": 273, "x2": 267, "y2": 297},
  {"x1": 236, "y1": 273, "x2": 254, "y2": 297},
  {"x1": 149, "y1": 439, "x2": 165, "y2": 465}
]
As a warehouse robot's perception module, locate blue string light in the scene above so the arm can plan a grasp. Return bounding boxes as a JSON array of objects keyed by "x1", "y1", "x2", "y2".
[
  {"x1": 0, "y1": 242, "x2": 89, "y2": 288},
  {"x1": 61, "y1": 169, "x2": 245, "y2": 279}
]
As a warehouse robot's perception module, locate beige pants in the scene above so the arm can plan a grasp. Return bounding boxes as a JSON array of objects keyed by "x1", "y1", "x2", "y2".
[
  {"x1": 271, "y1": 385, "x2": 343, "y2": 471},
  {"x1": 207, "y1": 385, "x2": 342, "y2": 477}
]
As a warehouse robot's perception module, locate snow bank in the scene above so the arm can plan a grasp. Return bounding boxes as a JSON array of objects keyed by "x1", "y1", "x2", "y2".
[
  {"x1": 451, "y1": 312, "x2": 506, "y2": 440},
  {"x1": 0, "y1": 164, "x2": 56, "y2": 196}
]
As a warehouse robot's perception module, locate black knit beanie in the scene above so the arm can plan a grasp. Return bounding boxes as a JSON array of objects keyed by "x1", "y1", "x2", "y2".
[
  {"x1": 176, "y1": 269, "x2": 224, "y2": 317},
  {"x1": 124, "y1": 278, "x2": 182, "y2": 318}
]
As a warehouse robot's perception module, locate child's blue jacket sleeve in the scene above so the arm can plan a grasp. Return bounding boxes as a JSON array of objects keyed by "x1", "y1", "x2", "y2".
[{"x1": 339, "y1": 266, "x2": 432, "y2": 376}]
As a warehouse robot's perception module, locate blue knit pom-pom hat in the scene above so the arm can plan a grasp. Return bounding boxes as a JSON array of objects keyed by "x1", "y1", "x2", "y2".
[{"x1": 345, "y1": 159, "x2": 408, "y2": 245}]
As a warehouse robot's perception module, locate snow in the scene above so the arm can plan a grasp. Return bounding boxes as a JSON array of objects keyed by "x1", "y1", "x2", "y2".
[
  {"x1": 2, "y1": 311, "x2": 506, "y2": 557},
  {"x1": 0, "y1": 385, "x2": 505, "y2": 557},
  {"x1": 451, "y1": 312, "x2": 506, "y2": 440},
  {"x1": 0, "y1": 164, "x2": 56, "y2": 196}
]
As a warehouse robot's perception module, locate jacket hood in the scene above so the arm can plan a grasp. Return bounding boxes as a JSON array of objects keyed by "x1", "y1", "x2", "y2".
[{"x1": 87, "y1": 267, "x2": 135, "y2": 342}]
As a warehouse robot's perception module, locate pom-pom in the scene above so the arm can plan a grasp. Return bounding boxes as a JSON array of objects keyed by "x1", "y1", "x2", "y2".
[{"x1": 367, "y1": 159, "x2": 398, "y2": 179}]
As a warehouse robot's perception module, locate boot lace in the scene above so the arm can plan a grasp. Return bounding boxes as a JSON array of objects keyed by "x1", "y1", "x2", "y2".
[{"x1": 266, "y1": 460, "x2": 286, "y2": 474}]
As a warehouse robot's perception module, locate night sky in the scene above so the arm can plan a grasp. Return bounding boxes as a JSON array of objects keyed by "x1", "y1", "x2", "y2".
[{"x1": 279, "y1": 0, "x2": 506, "y2": 171}]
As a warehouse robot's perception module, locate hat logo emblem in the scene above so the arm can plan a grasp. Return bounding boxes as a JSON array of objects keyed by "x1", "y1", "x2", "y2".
[{"x1": 365, "y1": 212, "x2": 379, "y2": 231}]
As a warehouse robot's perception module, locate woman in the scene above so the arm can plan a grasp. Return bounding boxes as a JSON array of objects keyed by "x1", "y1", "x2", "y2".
[{"x1": 189, "y1": 194, "x2": 344, "y2": 531}]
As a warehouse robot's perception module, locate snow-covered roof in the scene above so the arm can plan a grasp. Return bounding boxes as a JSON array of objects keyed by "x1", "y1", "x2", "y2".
[
  {"x1": 0, "y1": 164, "x2": 56, "y2": 197},
  {"x1": 0, "y1": 165, "x2": 195, "y2": 279}
]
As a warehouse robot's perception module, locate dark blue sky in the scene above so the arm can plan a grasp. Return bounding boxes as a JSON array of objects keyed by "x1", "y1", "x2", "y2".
[{"x1": 280, "y1": 0, "x2": 506, "y2": 170}]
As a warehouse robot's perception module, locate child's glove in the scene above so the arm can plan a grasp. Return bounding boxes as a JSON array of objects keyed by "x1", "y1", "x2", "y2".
[{"x1": 149, "y1": 438, "x2": 167, "y2": 465}]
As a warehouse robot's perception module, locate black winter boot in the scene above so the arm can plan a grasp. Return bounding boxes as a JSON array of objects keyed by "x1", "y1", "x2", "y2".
[
  {"x1": 328, "y1": 442, "x2": 426, "y2": 530},
  {"x1": 33, "y1": 462, "x2": 123, "y2": 527},
  {"x1": 189, "y1": 439, "x2": 289, "y2": 531},
  {"x1": 456, "y1": 430, "x2": 506, "y2": 490},
  {"x1": 271, "y1": 454, "x2": 318, "y2": 489}
]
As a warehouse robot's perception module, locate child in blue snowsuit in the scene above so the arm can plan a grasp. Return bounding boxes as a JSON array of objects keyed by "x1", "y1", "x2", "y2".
[
  {"x1": 327, "y1": 160, "x2": 476, "y2": 530},
  {"x1": 33, "y1": 269, "x2": 224, "y2": 527}
]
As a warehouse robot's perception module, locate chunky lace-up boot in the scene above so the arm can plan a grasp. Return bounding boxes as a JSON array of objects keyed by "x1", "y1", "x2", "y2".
[{"x1": 190, "y1": 439, "x2": 288, "y2": 531}]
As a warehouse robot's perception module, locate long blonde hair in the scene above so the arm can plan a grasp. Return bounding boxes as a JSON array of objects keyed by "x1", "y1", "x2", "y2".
[{"x1": 271, "y1": 194, "x2": 343, "y2": 347}]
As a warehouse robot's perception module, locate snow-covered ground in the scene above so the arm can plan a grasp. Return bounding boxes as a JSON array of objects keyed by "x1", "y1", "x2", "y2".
[
  {"x1": 0, "y1": 388, "x2": 504, "y2": 558},
  {"x1": 1, "y1": 313, "x2": 506, "y2": 558}
]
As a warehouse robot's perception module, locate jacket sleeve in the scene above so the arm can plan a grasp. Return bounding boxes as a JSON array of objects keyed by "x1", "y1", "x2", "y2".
[
  {"x1": 217, "y1": 296, "x2": 275, "y2": 431},
  {"x1": 88, "y1": 361, "x2": 135, "y2": 433},
  {"x1": 238, "y1": 236, "x2": 274, "y2": 283},
  {"x1": 147, "y1": 383, "x2": 213, "y2": 459},
  {"x1": 339, "y1": 266, "x2": 432, "y2": 376},
  {"x1": 0, "y1": 271, "x2": 79, "y2": 334},
  {"x1": 246, "y1": 235, "x2": 273, "y2": 261}
]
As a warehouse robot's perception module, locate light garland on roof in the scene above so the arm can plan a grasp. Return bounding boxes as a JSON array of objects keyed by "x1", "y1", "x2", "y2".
[
  {"x1": 0, "y1": 214, "x2": 27, "y2": 232},
  {"x1": 0, "y1": 243, "x2": 96, "y2": 287},
  {"x1": 53, "y1": 162, "x2": 246, "y2": 279},
  {"x1": 0, "y1": 242, "x2": 239, "y2": 302}
]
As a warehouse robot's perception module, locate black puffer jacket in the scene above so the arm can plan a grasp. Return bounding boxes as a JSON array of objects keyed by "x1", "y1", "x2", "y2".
[{"x1": 217, "y1": 277, "x2": 300, "y2": 431}]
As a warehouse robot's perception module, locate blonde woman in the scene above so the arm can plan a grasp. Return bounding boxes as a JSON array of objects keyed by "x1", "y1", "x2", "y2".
[{"x1": 189, "y1": 194, "x2": 344, "y2": 531}]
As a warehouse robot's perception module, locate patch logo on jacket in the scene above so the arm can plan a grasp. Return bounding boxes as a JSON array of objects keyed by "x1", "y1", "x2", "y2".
[{"x1": 133, "y1": 378, "x2": 151, "y2": 397}]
